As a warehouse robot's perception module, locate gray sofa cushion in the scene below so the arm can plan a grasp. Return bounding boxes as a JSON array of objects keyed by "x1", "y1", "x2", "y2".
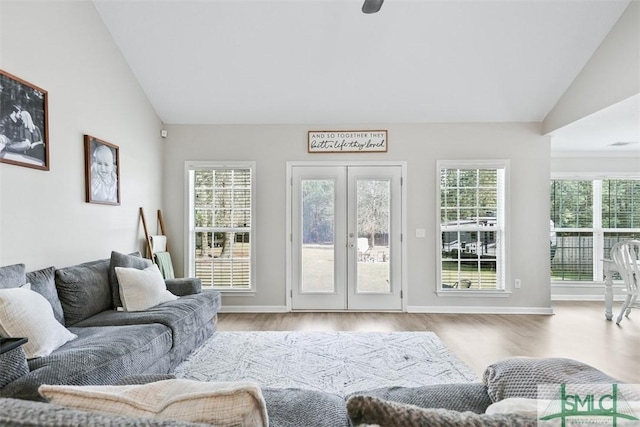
[
  {"x1": 0, "y1": 397, "x2": 208, "y2": 426},
  {"x1": 72, "y1": 292, "x2": 221, "y2": 365},
  {"x1": 347, "y1": 395, "x2": 538, "y2": 427},
  {"x1": 55, "y1": 258, "x2": 112, "y2": 326},
  {"x1": 262, "y1": 388, "x2": 350, "y2": 427},
  {"x1": 109, "y1": 251, "x2": 152, "y2": 308},
  {"x1": 1, "y1": 324, "x2": 172, "y2": 401},
  {"x1": 0, "y1": 264, "x2": 26, "y2": 288},
  {"x1": 483, "y1": 357, "x2": 619, "y2": 402},
  {"x1": 26, "y1": 266, "x2": 65, "y2": 326},
  {"x1": 349, "y1": 382, "x2": 493, "y2": 414}
]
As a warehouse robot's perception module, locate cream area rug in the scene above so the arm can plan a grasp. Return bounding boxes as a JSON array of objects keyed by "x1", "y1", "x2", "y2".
[{"x1": 172, "y1": 331, "x2": 477, "y2": 395}]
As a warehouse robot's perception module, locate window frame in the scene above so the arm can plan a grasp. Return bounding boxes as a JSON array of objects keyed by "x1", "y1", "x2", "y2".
[
  {"x1": 185, "y1": 161, "x2": 256, "y2": 293},
  {"x1": 550, "y1": 172, "x2": 640, "y2": 284},
  {"x1": 436, "y1": 159, "x2": 510, "y2": 296}
]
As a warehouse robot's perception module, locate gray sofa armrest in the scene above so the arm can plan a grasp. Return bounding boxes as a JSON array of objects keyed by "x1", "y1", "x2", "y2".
[{"x1": 165, "y1": 278, "x2": 202, "y2": 296}]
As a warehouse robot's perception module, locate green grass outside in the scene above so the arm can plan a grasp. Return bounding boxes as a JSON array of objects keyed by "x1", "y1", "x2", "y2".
[
  {"x1": 441, "y1": 260, "x2": 497, "y2": 289},
  {"x1": 301, "y1": 245, "x2": 390, "y2": 293}
]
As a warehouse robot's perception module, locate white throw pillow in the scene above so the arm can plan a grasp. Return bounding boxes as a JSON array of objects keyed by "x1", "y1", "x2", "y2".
[
  {"x1": 485, "y1": 397, "x2": 541, "y2": 417},
  {"x1": 486, "y1": 396, "x2": 640, "y2": 421},
  {"x1": 39, "y1": 379, "x2": 268, "y2": 427},
  {"x1": 0, "y1": 287, "x2": 77, "y2": 359},
  {"x1": 115, "y1": 265, "x2": 178, "y2": 311}
]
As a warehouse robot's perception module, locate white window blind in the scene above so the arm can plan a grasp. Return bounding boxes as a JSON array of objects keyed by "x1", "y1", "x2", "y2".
[
  {"x1": 187, "y1": 163, "x2": 255, "y2": 291},
  {"x1": 438, "y1": 161, "x2": 507, "y2": 291},
  {"x1": 550, "y1": 178, "x2": 640, "y2": 282}
]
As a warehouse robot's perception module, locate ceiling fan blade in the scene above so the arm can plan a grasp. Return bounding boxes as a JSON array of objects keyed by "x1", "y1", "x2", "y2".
[{"x1": 362, "y1": 0, "x2": 384, "y2": 14}]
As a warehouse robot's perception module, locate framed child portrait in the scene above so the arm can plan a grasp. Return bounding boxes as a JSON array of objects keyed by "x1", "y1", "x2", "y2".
[
  {"x1": 84, "y1": 135, "x2": 120, "y2": 205},
  {"x1": 0, "y1": 69, "x2": 49, "y2": 170}
]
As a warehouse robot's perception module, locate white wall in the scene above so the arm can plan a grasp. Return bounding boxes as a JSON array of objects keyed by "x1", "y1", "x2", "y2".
[
  {"x1": 163, "y1": 122, "x2": 552, "y2": 313},
  {"x1": 544, "y1": 1, "x2": 640, "y2": 134},
  {"x1": 551, "y1": 156, "x2": 640, "y2": 175},
  {"x1": 0, "y1": 1, "x2": 163, "y2": 271}
]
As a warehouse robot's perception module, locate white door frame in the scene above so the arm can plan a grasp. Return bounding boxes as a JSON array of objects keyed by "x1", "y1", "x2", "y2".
[{"x1": 285, "y1": 160, "x2": 407, "y2": 312}]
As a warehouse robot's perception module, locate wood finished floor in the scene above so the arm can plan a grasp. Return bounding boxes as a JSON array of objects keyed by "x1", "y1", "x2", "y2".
[{"x1": 217, "y1": 301, "x2": 640, "y2": 383}]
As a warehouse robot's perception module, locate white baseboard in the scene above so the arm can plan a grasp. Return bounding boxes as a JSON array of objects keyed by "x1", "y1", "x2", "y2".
[
  {"x1": 220, "y1": 305, "x2": 556, "y2": 314},
  {"x1": 219, "y1": 305, "x2": 288, "y2": 313},
  {"x1": 551, "y1": 295, "x2": 626, "y2": 302},
  {"x1": 406, "y1": 306, "x2": 554, "y2": 315}
]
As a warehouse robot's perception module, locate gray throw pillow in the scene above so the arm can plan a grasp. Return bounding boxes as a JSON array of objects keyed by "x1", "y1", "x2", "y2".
[
  {"x1": 482, "y1": 357, "x2": 619, "y2": 402},
  {"x1": 109, "y1": 251, "x2": 153, "y2": 308},
  {"x1": 26, "y1": 266, "x2": 65, "y2": 325},
  {"x1": 346, "y1": 395, "x2": 538, "y2": 427},
  {"x1": 0, "y1": 264, "x2": 26, "y2": 289},
  {"x1": 55, "y1": 258, "x2": 112, "y2": 326},
  {"x1": 348, "y1": 383, "x2": 493, "y2": 414}
]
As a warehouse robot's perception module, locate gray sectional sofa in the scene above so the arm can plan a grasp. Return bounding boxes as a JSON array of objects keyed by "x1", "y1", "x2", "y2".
[
  {"x1": 0, "y1": 252, "x2": 221, "y2": 402},
  {"x1": 0, "y1": 358, "x2": 625, "y2": 426},
  {"x1": 0, "y1": 256, "x2": 625, "y2": 426}
]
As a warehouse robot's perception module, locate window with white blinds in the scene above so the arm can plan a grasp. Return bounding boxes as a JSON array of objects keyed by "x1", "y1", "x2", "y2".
[
  {"x1": 602, "y1": 179, "x2": 640, "y2": 229},
  {"x1": 438, "y1": 161, "x2": 507, "y2": 292},
  {"x1": 187, "y1": 162, "x2": 255, "y2": 291},
  {"x1": 550, "y1": 178, "x2": 640, "y2": 282}
]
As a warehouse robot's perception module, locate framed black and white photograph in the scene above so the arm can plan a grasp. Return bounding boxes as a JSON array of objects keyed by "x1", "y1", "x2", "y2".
[
  {"x1": 0, "y1": 69, "x2": 49, "y2": 170},
  {"x1": 84, "y1": 135, "x2": 120, "y2": 205}
]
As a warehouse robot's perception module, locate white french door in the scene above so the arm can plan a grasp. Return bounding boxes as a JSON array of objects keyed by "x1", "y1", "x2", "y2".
[{"x1": 290, "y1": 165, "x2": 403, "y2": 311}]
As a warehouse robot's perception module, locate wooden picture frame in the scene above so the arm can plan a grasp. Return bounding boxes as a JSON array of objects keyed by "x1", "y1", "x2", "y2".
[
  {"x1": 84, "y1": 135, "x2": 120, "y2": 205},
  {"x1": 0, "y1": 69, "x2": 49, "y2": 170}
]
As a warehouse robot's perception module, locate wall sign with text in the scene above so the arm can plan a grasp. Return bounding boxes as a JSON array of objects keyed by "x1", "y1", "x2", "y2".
[{"x1": 308, "y1": 130, "x2": 388, "y2": 153}]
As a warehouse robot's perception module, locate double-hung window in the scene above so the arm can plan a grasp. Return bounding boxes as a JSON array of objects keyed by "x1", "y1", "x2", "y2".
[
  {"x1": 438, "y1": 160, "x2": 507, "y2": 292},
  {"x1": 550, "y1": 177, "x2": 640, "y2": 282},
  {"x1": 186, "y1": 162, "x2": 255, "y2": 291}
]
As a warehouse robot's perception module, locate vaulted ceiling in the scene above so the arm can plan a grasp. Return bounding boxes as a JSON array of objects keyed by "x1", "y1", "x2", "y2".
[{"x1": 93, "y1": 0, "x2": 638, "y2": 154}]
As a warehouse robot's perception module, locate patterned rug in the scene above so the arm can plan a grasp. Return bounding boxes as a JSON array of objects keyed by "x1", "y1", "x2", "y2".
[{"x1": 172, "y1": 331, "x2": 477, "y2": 395}]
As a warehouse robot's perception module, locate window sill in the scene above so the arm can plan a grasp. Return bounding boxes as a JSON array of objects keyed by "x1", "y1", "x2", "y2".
[
  {"x1": 436, "y1": 290, "x2": 512, "y2": 298},
  {"x1": 551, "y1": 281, "x2": 622, "y2": 287},
  {"x1": 202, "y1": 288, "x2": 256, "y2": 297}
]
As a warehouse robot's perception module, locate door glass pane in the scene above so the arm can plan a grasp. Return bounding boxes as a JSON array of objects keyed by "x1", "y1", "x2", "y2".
[
  {"x1": 356, "y1": 179, "x2": 390, "y2": 293},
  {"x1": 301, "y1": 179, "x2": 335, "y2": 293}
]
